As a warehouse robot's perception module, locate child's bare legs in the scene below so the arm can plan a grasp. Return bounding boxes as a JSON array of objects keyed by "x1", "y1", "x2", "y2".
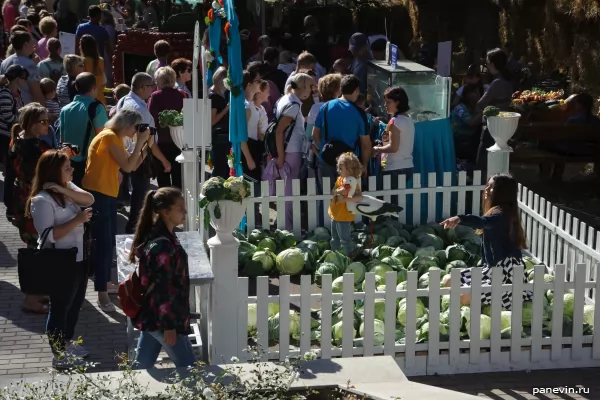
[{"x1": 442, "y1": 274, "x2": 472, "y2": 306}]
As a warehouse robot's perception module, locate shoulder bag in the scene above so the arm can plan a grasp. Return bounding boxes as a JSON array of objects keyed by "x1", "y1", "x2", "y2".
[{"x1": 17, "y1": 227, "x2": 79, "y2": 296}]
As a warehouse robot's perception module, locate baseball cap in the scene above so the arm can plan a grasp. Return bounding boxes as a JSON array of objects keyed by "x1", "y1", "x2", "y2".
[{"x1": 349, "y1": 33, "x2": 368, "y2": 53}]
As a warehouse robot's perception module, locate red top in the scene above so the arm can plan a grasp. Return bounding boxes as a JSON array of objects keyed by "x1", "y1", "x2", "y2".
[
  {"x1": 148, "y1": 87, "x2": 185, "y2": 145},
  {"x1": 3, "y1": 3, "x2": 18, "y2": 31}
]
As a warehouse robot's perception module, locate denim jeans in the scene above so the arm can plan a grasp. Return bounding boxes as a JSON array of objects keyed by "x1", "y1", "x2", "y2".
[
  {"x1": 331, "y1": 220, "x2": 354, "y2": 255},
  {"x1": 134, "y1": 330, "x2": 197, "y2": 370},
  {"x1": 126, "y1": 172, "x2": 150, "y2": 234},
  {"x1": 88, "y1": 190, "x2": 117, "y2": 292},
  {"x1": 46, "y1": 262, "x2": 88, "y2": 354}
]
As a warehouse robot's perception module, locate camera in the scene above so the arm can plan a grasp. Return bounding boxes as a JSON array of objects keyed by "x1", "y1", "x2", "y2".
[
  {"x1": 136, "y1": 123, "x2": 150, "y2": 133},
  {"x1": 61, "y1": 142, "x2": 80, "y2": 155}
]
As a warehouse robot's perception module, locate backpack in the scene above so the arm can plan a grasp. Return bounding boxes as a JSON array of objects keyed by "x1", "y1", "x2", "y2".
[{"x1": 264, "y1": 100, "x2": 301, "y2": 158}]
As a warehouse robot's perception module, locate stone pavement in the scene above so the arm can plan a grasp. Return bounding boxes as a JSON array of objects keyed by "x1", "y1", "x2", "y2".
[{"x1": 1, "y1": 173, "x2": 600, "y2": 398}]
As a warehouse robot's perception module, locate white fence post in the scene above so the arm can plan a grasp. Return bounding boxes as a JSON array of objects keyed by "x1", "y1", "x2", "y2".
[
  {"x1": 180, "y1": 148, "x2": 198, "y2": 232},
  {"x1": 208, "y1": 229, "x2": 240, "y2": 363},
  {"x1": 486, "y1": 149, "x2": 511, "y2": 179}
]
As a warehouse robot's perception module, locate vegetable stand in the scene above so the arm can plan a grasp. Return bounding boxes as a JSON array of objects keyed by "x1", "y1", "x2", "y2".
[{"x1": 203, "y1": 170, "x2": 600, "y2": 375}]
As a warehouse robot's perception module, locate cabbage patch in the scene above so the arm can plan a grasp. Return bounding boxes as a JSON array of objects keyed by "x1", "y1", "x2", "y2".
[
  {"x1": 397, "y1": 298, "x2": 428, "y2": 326},
  {"x1": 276, "y1": 248, "x2": 305, "y2": 275}
]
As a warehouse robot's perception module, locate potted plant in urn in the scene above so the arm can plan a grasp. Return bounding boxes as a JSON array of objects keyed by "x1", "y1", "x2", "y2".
[
  {"x1": 158, "y1": 109, "x2": 185, "y2": 160},
  {"x1": 483, "y1": 106, "x2": 521, "y2": 152},
  {"x1": 200, "y1": 176, "x2": 251, "y2": 243}
]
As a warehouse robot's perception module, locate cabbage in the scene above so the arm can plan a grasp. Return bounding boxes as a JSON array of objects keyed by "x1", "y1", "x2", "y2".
[
  {"x1": 248, "y1": 304, "x2": 257, "y2": 334},
  {"x1": 267, "y1": 313, "x2": 280, "y2": 342},
  {"x1": 312, "y1": 227, "x2": 331, "y2": 240},
  {"x1": 251, "y1": 249, "x2": 276, "y2": 271},
  {"x1": 584, "y1": 304, "x2": 595, "y2": 327},
  {"x1": 562, "y1": 293, "x2": 575, "y2": 319},
  {"x1": 346, "y1": 262, "x2": 366, "y2": 284},
  {"x1": 318, "y1": 250, "x2": 350, "y2": 273},
  {"x1": 396, "y1": 268, "x2": 407, "y2": 284},
  {"x1": 417, "y1": 321, "x2": 449, "y2": 343},
  {"x1": 411, "y1": 226, "x2": 435, "y2": 240},
  {"x1": 381, "y1": 256, "x2": 404, "y2": 270},
  {"x1": 276, "y1": 248, "x2": 305, "y2": 275},
  {"x1": 376, "y1": 226, "x2": 399, "y2": 240},
  {"x1": 376, "y1": 285, "x2": 387, "y2": 292},
  {"x1": 415, "y1": 234, "x2": 444, "y2": 250},
  {"x1": 445, "y1": 260, "x2": 468, "y2": 273},
  {"x1": 275, "y1": 229, "x2": 297, "y2": 250},
  {"x1": 454, "y1": 225, "x2": 476, "y2": 240},
  {"x1": 397, "y1": 228, "x2": 411, "y2": 242},
  {"x1": 233, "y1": 230, "x2": 247, "y2": 241},
  {"x1": 500, "y1": 310, "x2": 513, "y2": 331},
  {"x1": 296, "y1": 240, "x2": 319, "y2": 258},
  {"x1": 397, "y1": 298, "x2": 427, "y2": 326},
  {"x1": 371, "y1": 245, "x2": 395, "y2": 260},
  {"x1": 443, "y1": 227, "x2": 458, "y2": 245},
  {"x1": 268, "y1": 303, "x2": 279, "y2": 318},
  {"x1": 415, "y1": 246, "x2": 436, "y2": 258},
  {"x1": 461, "y1": 236, "x2": 482, "y2": 257},
  {"x1": 301, "y1": 250, "x2": 316, "y2": 272},
  {"x1": 523, "y1": 256, "x2": 537, "y2": 271},
  {"x1": 408, "y1": 256, "x2": 439, "y2": 277},
  {"x1": 289, "y1": 310, "x2": 301, "y2": 340},
  {"x1": 441, "y1": 295, "x2": 450, "y2": 311},
  {"x1": 331, "y1": 321, "x2": 348, "y2": 345},
  {"x1": 359, "y1": 319, "x2": 385, "y2": 346},
  {"x1": 396, "y1": 281, "x2": 407, "y2": 291},
  {"x1": 372, "y1": 264, "x2": 395, "y2": 283},
  {"x1": 386, "y1": 236, "x2": 406, "y2": 247},
  {"x1": 399, "y1": 242, "x2": 418, "y2": 255},
  {"x1": 238, "y1": 241, "x2": 257, "y2": 265},
  {"x1": 249, "y1": 229, "x2": 271, "y2": 245},
  {"x1": 257, "y1": 237, "x2": 277, "y2": 252},
  {"x1": 434, "y1": 250, "x2": 447, "y2": 267},
  {"x1": 361, "y1": 274, "x2": 383, "y2": 291},
  {"x1": 315, "y1": 262, "x2": 341, "y2": 287},
  {"x1": 392, "y1": 248, "x2": 414, "y2": 268},
  {"x1": 546, "y1": 289, "x2": 554, "y2": 303},
  {"x1": 332, "y1": 276, "x2": 345, "y2": 293},
  {"x1": 445, "y1": 244, "x2": 469, "y2": 262},
  {"x1": 418, "y1": 272, "x2": 429, "y2": 288},
  {"x1": 466, "y1": 314, "x2": 492, "y2": 339}
]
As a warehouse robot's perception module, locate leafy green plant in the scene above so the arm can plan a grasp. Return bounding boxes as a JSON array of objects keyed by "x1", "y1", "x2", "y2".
[
  {"x1": 482, "y1": 106, "x2": 500, "y2": 117},
  {"x1": 199, "y1": 176, "x2": 251, "y2": 229},
  {"x1": 158, "y1": 109, "x2": 184, "y2": 128}
]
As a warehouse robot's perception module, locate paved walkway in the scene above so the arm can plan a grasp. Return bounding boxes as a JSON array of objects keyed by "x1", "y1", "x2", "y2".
[{"x1": 1, "y1": 173, "x2": 600, "y2": 398}]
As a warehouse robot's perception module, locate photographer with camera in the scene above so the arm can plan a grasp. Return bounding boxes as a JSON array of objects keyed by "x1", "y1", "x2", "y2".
[
  {"x1": 82, "y1": 108, "x2": 150, "y2": 313},
  {"x1": 116, "y1": 72, "x2": 170, "y2": 234}
]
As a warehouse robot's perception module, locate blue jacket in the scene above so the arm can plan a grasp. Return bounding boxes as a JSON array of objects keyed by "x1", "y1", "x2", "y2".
[{"x1": 458, "y1": 211, "x2": 522, "y2": 266}]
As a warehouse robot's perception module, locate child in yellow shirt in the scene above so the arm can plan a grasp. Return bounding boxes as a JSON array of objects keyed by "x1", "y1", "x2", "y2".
[{"x1": 328, "y1": 153, "x2": 364, "y2": 255}]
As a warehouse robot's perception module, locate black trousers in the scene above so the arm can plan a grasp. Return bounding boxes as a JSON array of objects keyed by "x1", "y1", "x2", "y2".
[
  {"x1": 211, "y1": 133, "x2": 231, "y2": 180},
  {"x1": 475, "y1": 127, "x2": 495, "y2": 176},
  {"x1": 1, "y1": 135, "x2": 14, "y2": 214},
  {"x1": 156, "y1": 142, "x2": 182, "y2": 189}
]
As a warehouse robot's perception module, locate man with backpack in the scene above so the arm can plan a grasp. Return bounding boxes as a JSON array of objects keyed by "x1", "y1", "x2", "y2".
[
  {"x1": 311, "y1": 74, "x2": 371, "y2": 193},
  {"x1": 59, "y1": 72, "x2": 108, "y2": 187}
]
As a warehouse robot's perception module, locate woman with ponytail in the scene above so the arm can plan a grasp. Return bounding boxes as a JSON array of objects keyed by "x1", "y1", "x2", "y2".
[
  {"x1": 0, "y1": 64, "x2": 28, "y2": 220},
  {"x1": 129, "y1": 187, "x2": 196, "y2": 370},
  {"x1": 79, "y1": 34, "x2": 106, "y2": 107},
  {"x1": 475, "y1": 48, "x2": 515, "y2": 171}
]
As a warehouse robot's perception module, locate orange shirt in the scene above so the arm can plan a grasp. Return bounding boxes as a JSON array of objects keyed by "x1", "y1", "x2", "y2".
[
  {"x1": 82, "y1": 129, "x2": 124, "y2": 197},
  {"x1": 84, "y1": 57, "x2": 107, "y2": 107},
  {"x1": 328, "y1": 176, "x2": 359, "y2": 222}
]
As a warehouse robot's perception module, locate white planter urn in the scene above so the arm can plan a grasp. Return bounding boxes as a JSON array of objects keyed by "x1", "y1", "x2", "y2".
[
  {"x1": 169, "y1": 126, "x2": 186, "y2": 162},
  {"x1": 207, "y1": 199, "x2": 248, "y2": 244},
  {"x1": 486, "y1": 112, "x2": 521, "y2": 152}
]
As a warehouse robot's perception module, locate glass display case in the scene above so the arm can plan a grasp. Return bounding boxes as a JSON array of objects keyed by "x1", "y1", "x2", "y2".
[{"x1": 367, "y1": 60, "x2": 452, "y2": 122}]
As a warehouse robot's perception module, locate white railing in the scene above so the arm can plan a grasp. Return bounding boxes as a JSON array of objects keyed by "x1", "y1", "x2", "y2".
[
  {"x1": 236, "y1": 266, "x2": 600, "y2": 376},
  {"x1": 518, "y1": 184, "x2": 600, "y2": 302}
]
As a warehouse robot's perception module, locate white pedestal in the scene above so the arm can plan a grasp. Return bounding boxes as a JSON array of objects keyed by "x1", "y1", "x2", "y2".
[
  {"x1": 486, "y1": 149, "x2": 511, "y2": 179},
  {"x1": 178, "y1": 149, "x2": 199, "y2": 232}
]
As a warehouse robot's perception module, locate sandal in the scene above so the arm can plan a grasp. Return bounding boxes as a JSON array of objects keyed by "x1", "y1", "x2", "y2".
[{"x1": 21, "y1": 303, "x2": 49, "y2": 314}]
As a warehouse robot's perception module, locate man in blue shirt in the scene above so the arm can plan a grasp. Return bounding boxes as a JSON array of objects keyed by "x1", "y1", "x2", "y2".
[
  {"x1": 76, "y1": 5, "x2": 111, "y2": 59},
  {"x1": 60, "y1": 72, "x2": 109, "y2": 187},
  {"x1": 312, "y1": 74, "x2": 371, "y2": 190}
]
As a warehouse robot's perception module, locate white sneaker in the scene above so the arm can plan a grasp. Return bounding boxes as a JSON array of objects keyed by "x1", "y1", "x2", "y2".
[
  {"x1": 66, "y1": 342, "x2": 90, "y2": 358},
  {"x1": 52, "y1": 355, "x2": 86, "y2": 370},
  {"x1": 97, "y1": 301, "x2": 116, "y2": 313}
]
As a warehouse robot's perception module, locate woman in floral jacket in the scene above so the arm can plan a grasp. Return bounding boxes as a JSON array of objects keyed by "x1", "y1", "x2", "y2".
[{"x1": 129, "y1": 186, "x2": 196, "y2": 369}]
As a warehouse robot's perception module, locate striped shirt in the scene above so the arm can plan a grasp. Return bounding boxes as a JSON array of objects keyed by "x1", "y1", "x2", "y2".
[
  {"x1": 57, "y1": 75, "x2": 76, "y2": 108},
  {"x1": 45, "y1": 99, "x2": 61, "y2": 119},
  {"x1": 0, "y1": 87, "x2": 19, "y2": 138}
]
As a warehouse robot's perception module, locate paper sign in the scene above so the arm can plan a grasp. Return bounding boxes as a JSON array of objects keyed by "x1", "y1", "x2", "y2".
[
  {"x1": 390, "y1": 44, "x2": 398, "y2": 68},
  {"x1": 59, "y1": 32, "x2": 76, "y2": 56},
  {"x1": 437, "y1": 41, "x2": 452, "y2": 77}
]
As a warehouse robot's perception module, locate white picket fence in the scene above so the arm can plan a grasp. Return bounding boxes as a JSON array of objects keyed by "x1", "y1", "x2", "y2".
[
  {"x1": 244, "y1": 170, "x2": 484, "y2": 238},
  {"x1": 236, "y1": 264, "x2": 600, "y2": 376}
]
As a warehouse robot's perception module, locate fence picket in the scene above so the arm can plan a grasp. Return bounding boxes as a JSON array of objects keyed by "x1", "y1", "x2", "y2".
[
  {"x1": 472, "y1": 170, "x2": 481, "y2": 215},
  {"x1": 593, "y1": 262, "x2": 600, "y2": 359},
  {"x1": 427, "y1": 269, "x2": 441, "y2": 367},
  {"x1": 572, "y1": 218, "x2": 580, "y2": 264},
  {"x1": 306, "y1": 178, "x2": 317, "y2": 232},
  {"x1": 558, "y1": 209, "x2": 566, "y2": 266},
  {"x1": 323, "y1": 177, "x2": 332, "y2": 228},
  {"x1": 469, "y1": 267, "x2": 482, "y2": 364},
  {"x1": 246, "y1": 184, "x2": 256, "y2": 232},
  {"x1": 276, "y1": 180, "x2": 285, "y2": 231},
  {"x1": 398, "y1": 174, "x2": 408, "y2": 224},
  {"x1": 531, "y1": 194, "x2": 540, "y2": 257},
  {"x1": 542, "y1": 200, "x2": 550, "y2": 265},
  {"x1": 457, "y1": 171, "x2": 466, "y2": 216},
  {"x1": 572, "y1": 263, "x2": 586, "y2": 360},
  {"x1": 342, "y1": 273, "x2": 355, "y2": 358},
  {"x1": 292, "y1": 180, "x2": 302, "y2": 237},
  {"x1": 384, "y1": 271, "x2": 397, "y2": 356},
  {"x1": 427, "y1": 173, "x2": 436, "y2": 223},
  {"x1": 551, "y1": 265, "x2": 566, "y2": 361},
  {"x1": 299, "y1": 275, "x2": 312, "y2": 355},
  {"x1": 530, "y1": 265, "x2": 545, "y2": 361},
  {"x1": 449, "y1": 269, "x2": 462, "y2": 366},
  {"x1": 256, "y1": 277, "x2": 269, "y2": 361},
  {"x1": 526, "y1": 190, "x2": 533, "y2": 250},
  {"x1": 549, "y1": 207, "x2": 558, "y2": 269},
  {"x1": 565, "y1": 214, "x2": 573, "y2": 280},
  {"x1": 320, "y1": 274, "x2": 333, "y2": 360},
  {"x1": 404, "y1": 271, "x2": 418, "y2": 368},
  {"x1": 586, "y1": 226, "x2": 594, "y2": 299},
  {"x1": 278, "y1": 275, "x2": 291, "y2": 361},
  {"x1": 510, "y1": 266, "x2": 524, "y2": 362},
  {"x1": 412, "y1": 173, "x2": 422, "y2": 225},
  {"x1": 490, "y1": 267, "x2": 502, "y2": 363},
  {"x1": 368, "y1": 175, "x2": 377, "y2": 192},
  {"x1": 362, "y1": 273, "x2": 375, "y2": 356},
  {"x1": 383, "y1": 174, "x2": 391, "y2": 204},
  {"x1": 261, "y1": 181, "x2": 270, "y2": 230},
  {"x1": 237, "y1": 277, "x2": 249, "y2": 362},
  {"x1": 442, "y1": 172, "x2": 452, "y2": 220}
]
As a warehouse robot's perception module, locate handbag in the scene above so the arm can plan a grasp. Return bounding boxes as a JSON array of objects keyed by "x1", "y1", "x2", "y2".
[{"x1": 17, "y1": 227, "x2": 79, "y2": 296}]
